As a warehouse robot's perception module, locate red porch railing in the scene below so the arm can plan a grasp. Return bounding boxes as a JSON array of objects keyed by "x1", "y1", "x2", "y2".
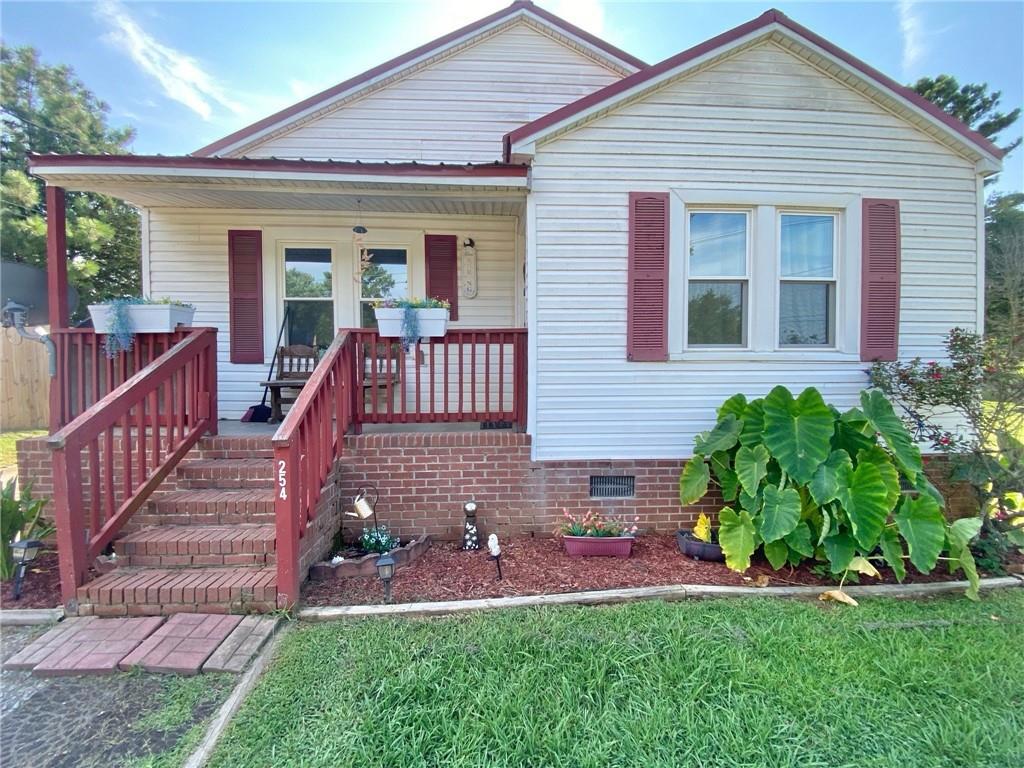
[
  {"x1": 351, "y1": 328, "x2": 527, "y2": 430},
  {"x1": 47, "y1": 328, "x2": 218, "y2": 608},
  {"x1": 273, "y1": 330, "x2": 355, "y2": 608},
  {"x1": 48, "y1": 328, "x2": 191, "y2": 432}
]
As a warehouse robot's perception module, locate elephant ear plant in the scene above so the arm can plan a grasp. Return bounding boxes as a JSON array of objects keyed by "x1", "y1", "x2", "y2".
[{"x1": 679, "y1": 386, "x2": 984, "y2": 600}]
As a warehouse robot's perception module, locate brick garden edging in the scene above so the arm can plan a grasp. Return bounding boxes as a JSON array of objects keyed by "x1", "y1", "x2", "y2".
[
  {"x1": 297, "y1": 576, "x2": 1024, "y2": 621},
  {"x1": 308, "y1": 535, "x2": 432, "y2": 581}
]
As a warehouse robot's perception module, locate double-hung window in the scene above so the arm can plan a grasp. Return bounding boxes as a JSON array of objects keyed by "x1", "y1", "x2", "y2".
[
  {"x1": 359, "y1": 248, "x2": 409, "y2": 328},
  {"x1": 778, "y1": 213, "x2": 836, "y2": 347},
  {"x1": 686, "y1": 211, "x2": 749, "y2": 347},
  {"x1": 283, "y1": 247, "x2": 333, "y2": 348}
]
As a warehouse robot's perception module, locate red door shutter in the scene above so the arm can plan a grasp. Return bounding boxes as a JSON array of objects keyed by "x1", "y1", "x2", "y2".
[
  {"x1": 227, "y1": 230, "x2": 264, "y2": 364},
  {"x1": 860, "y1": 199, "x2": 901, "y2": 362},
  {"x1": 425, "y1": 234, "x2": 459, "y2": 321},
  {"x1": 627, "y1": 192, "x2": 670, "y2": 361}
]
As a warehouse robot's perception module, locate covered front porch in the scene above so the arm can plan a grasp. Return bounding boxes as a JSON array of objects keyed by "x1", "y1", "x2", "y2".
[{"x1": 28, "y1": 154, "x2": 530, "y2": 612}]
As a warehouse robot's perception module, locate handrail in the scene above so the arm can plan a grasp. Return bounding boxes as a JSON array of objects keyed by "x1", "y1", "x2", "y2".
[
  {"x1": 47, "y1": 328, "x2": 218, "y2": 608},
  {"x1": 273, "y1": 329, "x2": 354, "y2": 607}
]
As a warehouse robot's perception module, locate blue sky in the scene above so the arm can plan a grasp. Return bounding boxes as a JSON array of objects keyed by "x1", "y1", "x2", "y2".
[{"x1": 3, "y1": 0, "x2": 1021, "y2": 191}]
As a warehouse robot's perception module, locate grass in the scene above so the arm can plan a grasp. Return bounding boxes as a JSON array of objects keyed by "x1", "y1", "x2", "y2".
[
  {"x1": 0, "y1": 429, "x2": 44, "y2": 469},
  {"x1": 208, "y1": 591, "x2": 1024, "y2": 768}
]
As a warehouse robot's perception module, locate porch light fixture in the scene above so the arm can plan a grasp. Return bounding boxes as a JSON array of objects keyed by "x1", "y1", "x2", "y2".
[
  {"x1": 376, "y1": 552, "x2": 396, "y2": 604},
  {"x1": 9, "y1": 535, "x2": 42, "y2": 600},
  {"x1": 462, "y1": 499, "x2": 480, "y2": 550}
]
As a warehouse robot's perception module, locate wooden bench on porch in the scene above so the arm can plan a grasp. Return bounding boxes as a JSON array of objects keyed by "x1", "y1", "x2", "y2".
[{"x1": 260, "y1": 344, "x2": 320, "y2": 423}]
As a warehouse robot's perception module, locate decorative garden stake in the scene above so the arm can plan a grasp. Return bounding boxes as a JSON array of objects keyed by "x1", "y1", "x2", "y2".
[
  {"x1": 487, "y1": 533, "x2": 502, "y2": 580},
  {"x1": 9, "y1": 534, "x2": 42, "y2": 600},
  {"x1": 462, "y1": 499, "x2": 480, "y2": 550},
  {"x1": 376, "y1": 552, "x2": 396, "y2": 604},
  {"x1": 348, "y1": 485, "x2": 382, "y2": 533}
]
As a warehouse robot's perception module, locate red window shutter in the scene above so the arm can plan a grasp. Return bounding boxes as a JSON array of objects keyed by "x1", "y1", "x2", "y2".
[
  {"x1": 425, "y1": 234, "x2": 459, "y2": 321},
  {"x1": 860, "y1": 199, "x2": 901, "y2": 362},
  {"x1": 627, "y1": 192, "x2": 670, "y2": 361},
  {"x1": 227, "y1": 230, "x2": 264, "y2": 364}
]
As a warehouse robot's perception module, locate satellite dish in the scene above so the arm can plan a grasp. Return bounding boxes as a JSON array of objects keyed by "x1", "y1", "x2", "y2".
[{"x1": 1, "y1": 261, "x2": 79, "y2": 326}]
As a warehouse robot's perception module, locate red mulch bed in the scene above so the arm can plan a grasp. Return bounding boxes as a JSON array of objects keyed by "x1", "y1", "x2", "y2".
[
  {"x1": 300, "y1": 534, "x2": 970, "y2": 607},
  {"x1": 0, "y1": 550, "x2": 62, "y2": 609}
]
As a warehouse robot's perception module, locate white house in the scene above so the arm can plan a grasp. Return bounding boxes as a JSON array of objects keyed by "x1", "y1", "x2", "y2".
[{"x1": 27, "y1": 1, "x2": 1001, "y2": 612}]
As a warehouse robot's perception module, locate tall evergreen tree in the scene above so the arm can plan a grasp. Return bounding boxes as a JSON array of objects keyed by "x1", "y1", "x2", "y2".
[{"x1": 1, "y1": 45, "x2": 140, "y2": 320}]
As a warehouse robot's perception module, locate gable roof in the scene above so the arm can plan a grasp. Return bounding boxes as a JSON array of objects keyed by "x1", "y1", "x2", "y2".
[
  {"x1": 504, "y1": 8, "x2": 1003, "y2": 165},
  {"x1": 193, "y1": 0, "x2": 645, "y2": 158}
]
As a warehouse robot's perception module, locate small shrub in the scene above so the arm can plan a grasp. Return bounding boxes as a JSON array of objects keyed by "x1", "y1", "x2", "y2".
[
  {"x1": 359, "y1": 525, "x2": 399, "y2": 554},
  {"x1": 679, "y1": 386, "x2": 983, "y2": 598},
  {"x1": 0, "y1": 480, "x2": 53, "y2": 580}
]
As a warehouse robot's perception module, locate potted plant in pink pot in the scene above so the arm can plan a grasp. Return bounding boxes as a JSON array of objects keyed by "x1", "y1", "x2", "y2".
[{"x1": 559, "y1": 509, "x2": 639, "y2": 558}]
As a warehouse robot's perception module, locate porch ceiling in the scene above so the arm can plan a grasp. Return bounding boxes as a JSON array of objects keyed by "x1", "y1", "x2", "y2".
[{"x1": 28, "y1": 155, "x2": 529, "y2": 216}]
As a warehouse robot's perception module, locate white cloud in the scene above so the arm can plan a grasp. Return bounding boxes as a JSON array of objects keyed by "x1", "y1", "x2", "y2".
[
  {"x1": 95, "y1": 0, "x2": 242, "y2": 120},
  {"x1": 549, "y1": 0, "x2": 607, "y2": 38},
  {"x1": 897, "y1": 0, "x2": 925, "y2": 78}
]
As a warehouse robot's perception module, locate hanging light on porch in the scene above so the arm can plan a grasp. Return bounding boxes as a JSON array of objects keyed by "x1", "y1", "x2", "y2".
[{"x1": 352, "y1": 198, "x2": 368, "y2": 236}]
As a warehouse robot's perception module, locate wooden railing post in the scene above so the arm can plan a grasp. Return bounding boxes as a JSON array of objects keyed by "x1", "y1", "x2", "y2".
[
  {"x1": 205, "y1": 330, "x2": 219, "y2": 434},
  {"x1": 515, "y1": 330, "x2": 528, "y2": 432},
  {"x1": 275, "y1": 440, "x2": 301, "y2": 609},
  {"x1": 50, "y1": 442, "x2": 88, "y2": 609}
]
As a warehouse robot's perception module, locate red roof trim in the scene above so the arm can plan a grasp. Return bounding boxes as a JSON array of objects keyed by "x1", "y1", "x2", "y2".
[
  {"x1": 504, "y1": 8, "x2": 1003, "y2": 161},
  {"x1": 27, "y1": 154, "x2": 529, "y2": 178},
  {"x1": 193, "y1": 1, "x2": 646, "y2": 158}
]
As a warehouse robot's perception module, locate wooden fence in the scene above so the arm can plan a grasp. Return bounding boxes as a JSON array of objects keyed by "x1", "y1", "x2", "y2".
[{"x1": 0, "y1": 330, "x2": 50, "y2": 430}]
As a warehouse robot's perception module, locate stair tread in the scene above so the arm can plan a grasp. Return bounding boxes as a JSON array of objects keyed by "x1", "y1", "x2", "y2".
[
  {"x1": 179, "y1": 457, "x2": 273, "y2": 469},
  {"x1": 78, "y1": 565, "x2": 277, "y2": 606},
  {"x1": 120, "y1": 524, "x2": 275, "y2": 543},
  {"x1": 156, "y1": 488, "x2": 275, "y2": 500}
]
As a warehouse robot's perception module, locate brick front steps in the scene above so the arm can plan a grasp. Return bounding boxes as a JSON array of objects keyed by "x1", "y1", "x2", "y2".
[
  {"x1": 176, "y1": 458, "x2": 274, "y2": 489},
  {"x1": 77, "y1": 566, "x2": 278, "y2": 616},
  {"x1": 117, "y1": 524, "x2": 276, "y2": 567},
  {"x1": 135, "y1": 489, "x2": 275, "y2": 527}
]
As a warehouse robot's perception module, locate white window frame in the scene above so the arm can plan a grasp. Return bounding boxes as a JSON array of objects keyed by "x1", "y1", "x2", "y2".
[
  {"x1": 683, "y1": 208, "x2": 752, "y2": 350},
  {"x1": 775, "y1": 210, "x2": 839, "y2": 350},
  {"x1": 667, "y1": 188, "x2": 862, "y2": 362},
  {"x1": 280, "y1": 243, "x2": 336, "y2": 347}
]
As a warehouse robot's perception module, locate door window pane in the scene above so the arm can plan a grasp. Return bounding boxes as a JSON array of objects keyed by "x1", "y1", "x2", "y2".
[
  {"x1": 688, "y1": 282, "x2": 746, "y2": 346},
  {"x1": 285, "y1": 301, "x2": 333, "y2": 348},
  {"x1": 779, "y1": 282, "x2": 833, "y2": 346},
  {"x1": 688, "y1": 212, "x2": 747, "y2": 276},
  {"x1": 360, "y1": 248, "x2": 408, "y2": 328},
  {"x1": 284, "y1": 248, "x2": 332, "y2": 298},
  {"x1": 781, "y1": 215, "x2": 834, "y2": 278},
  {"x1": 361, "y1": 249, "x2": 407, "y2": 299}
]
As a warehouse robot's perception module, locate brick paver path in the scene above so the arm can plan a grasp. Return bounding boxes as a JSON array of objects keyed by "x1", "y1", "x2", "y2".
[
  {"x1": 4, "y1": 617, "x2": 165, "y2": 677},
  {"x1": 119, "y1": 613, "x2": 243, "y2": 675},
  {"x1": 203, "y1": 616, "x2": 277, "y2": 672}
]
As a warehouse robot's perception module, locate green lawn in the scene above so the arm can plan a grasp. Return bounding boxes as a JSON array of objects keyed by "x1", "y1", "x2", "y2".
[
  {"x1": 208, "y1": 592, "x2": 1024, "y2": 768},
  {"x1": 0, "y1": 429, "x2": 44, "y2": 470}
]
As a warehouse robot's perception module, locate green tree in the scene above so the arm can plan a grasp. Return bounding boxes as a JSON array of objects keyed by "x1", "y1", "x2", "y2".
[
  {"x1": 913, "y1": 74, "x2": 1021, "y2": 158},
  {"x1": 1, "y1": 45, "x2": 139, "y2": 320}
]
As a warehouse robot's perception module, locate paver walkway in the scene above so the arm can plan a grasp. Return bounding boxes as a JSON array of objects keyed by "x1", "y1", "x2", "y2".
[{"x1": 2, "y1": 613, "x2": 276, "y2": 677}]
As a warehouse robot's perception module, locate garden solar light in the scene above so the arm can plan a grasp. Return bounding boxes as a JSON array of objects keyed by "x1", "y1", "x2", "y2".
[
  {"x1": 9, "y1": 534, "x2": 42, "y2": 600},
  {"x1": 487, "y1": 533, "x2": 502, "y2": 581},
  {"x1": 462, "y1": 499, "x2": 480, "y2": 550},
  {"x1": 376, "y1": 552, "x2": 396, "y2": 604}
]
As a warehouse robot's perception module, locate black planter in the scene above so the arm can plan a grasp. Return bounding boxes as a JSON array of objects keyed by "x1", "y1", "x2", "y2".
[{"x1": 676, "y1": 529, "x2": 725, "y2": 562}]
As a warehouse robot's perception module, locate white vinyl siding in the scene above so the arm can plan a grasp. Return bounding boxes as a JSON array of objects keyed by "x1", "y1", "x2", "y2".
[
  {"x1": 528, "y1": 41, "x2": 981, "y2": 460},
  {"x1": 241, "y1": 23, "x2": 622, "y2": 163},
  {"x1": 146, "y1": 208, "x2": 520, "y2": 418}
]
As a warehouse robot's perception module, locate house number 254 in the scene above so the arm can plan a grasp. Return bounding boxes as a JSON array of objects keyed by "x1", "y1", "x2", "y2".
[{"x1": 277, "y1": 460, "x2": 288, "y2": 500}]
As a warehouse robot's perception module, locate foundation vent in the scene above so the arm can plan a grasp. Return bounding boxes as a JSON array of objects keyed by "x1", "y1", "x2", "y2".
[{"x1": 589, "y1": 475, "x2": 635, "y2": 499}]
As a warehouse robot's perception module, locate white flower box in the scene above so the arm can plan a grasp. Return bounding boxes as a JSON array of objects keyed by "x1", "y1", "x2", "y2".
[
  {"x1": 374, "y1": 307, "x2": 449, "y2": 339},
  {"x1": 89, "y1": 303, "x2": 195, "y2": 334}
]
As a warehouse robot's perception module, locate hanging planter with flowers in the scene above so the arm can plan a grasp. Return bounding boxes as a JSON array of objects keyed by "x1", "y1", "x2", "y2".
[{"x1": 373, "y1": 297, "x2": 450, "y2": 349}]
